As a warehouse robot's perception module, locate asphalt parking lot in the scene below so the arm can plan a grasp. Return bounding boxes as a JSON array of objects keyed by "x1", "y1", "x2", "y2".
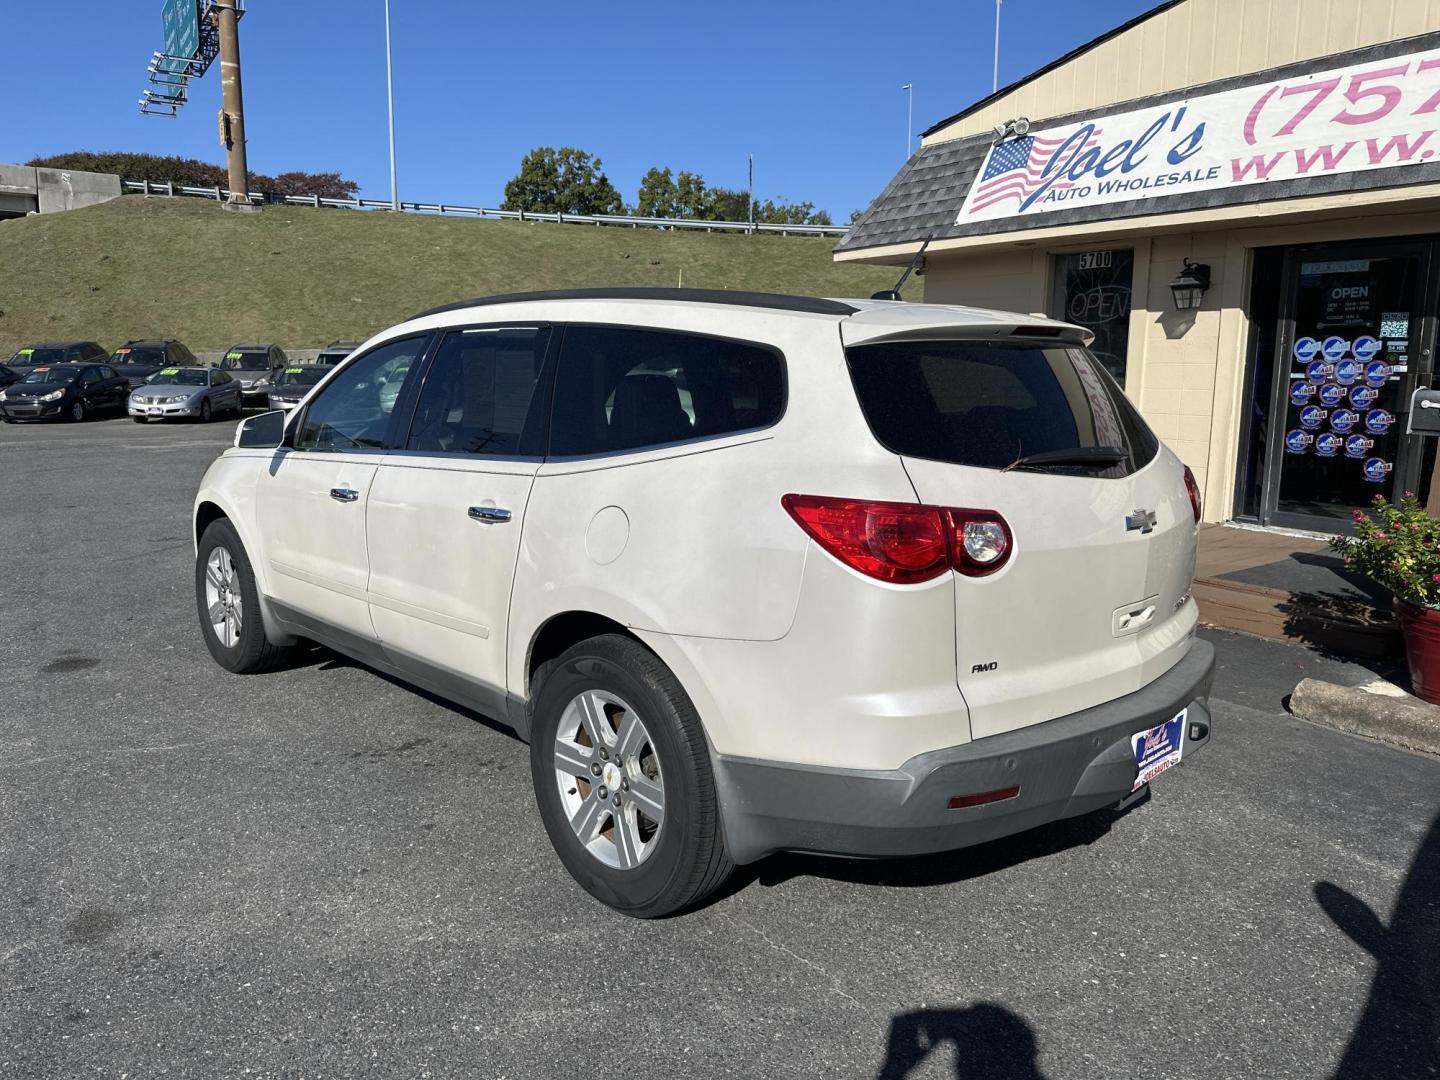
[{"x1": 1, "y1": 416, "x2": 1436, "y2": 1080}]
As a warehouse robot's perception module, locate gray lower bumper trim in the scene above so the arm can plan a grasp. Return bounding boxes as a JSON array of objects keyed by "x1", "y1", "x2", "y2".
[{"x1": 712, "y1": 639, "x2": 1215, "y2": 865}]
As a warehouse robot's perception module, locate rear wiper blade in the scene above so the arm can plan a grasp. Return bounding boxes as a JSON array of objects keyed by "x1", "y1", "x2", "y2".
[{"x1": 1003, "y1": 446, "x2": 1127, "y2": 472}]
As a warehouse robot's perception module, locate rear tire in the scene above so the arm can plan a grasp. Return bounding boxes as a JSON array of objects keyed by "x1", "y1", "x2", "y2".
[
  {"x1": 195, "y1": 518, "x2": 292, "y2": 674},
  {"x1": 530, "y1": 634, "x2": 733, "y2": 917}
]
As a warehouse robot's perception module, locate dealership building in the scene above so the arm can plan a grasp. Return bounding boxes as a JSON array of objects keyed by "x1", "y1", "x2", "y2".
[{"x1": 839, "y1": 0, "x2": 1440, "y2": 532}]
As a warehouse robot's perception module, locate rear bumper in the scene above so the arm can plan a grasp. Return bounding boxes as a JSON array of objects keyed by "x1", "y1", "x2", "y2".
[{"x1": 712, "y1": 638, "x2": 1215, "y2": 864}]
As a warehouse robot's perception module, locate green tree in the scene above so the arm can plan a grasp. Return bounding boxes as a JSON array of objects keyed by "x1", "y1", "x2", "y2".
[
  {"x1": 502, "y1": 147, "x2": 623, "y2": 216},
  {"x1": 702, "y1": 186, "x2": 751, "y2": 222},
  {"x1": 754, "y1": 199, "x2": 832, "y2": 226},
  {"x1": 636, "y1": 166, "x2": 680, "y2": 218}
]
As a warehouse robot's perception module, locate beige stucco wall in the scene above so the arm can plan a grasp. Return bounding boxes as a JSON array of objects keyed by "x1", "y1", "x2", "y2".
[
  {"x1": 921, "y1": 206, "x2": 1440, "y2": 523},
  {"x1": 926, "y1": 0, "x2": 1440, "y2": 145}
]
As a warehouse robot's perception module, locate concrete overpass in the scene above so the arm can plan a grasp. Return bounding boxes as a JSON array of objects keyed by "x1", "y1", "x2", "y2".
[{"x1": 0, "y1": 165, "x2": 122, "y2": 220}]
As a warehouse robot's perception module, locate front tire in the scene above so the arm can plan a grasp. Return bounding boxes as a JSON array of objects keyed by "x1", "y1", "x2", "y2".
[
  {"x1": 200, "y1": 398, "x2": 212, "y2": 423},
  {"x1": 69, "y1": 401, "x2": 86, "y2": 423},
  {"x1": 530, "y1": 634, "x2": 733, "y2": 917},
  {"x1": 195, "y1": 518, "x2": 292, "y2": 674}
]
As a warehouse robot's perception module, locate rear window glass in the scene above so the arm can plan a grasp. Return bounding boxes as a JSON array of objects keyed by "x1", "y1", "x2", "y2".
[
  {"x1": 221, "y1": 352, "x2": 270, "y2": 370},
  {"x1": 112, "y1": 348, "x2": 167, "y2": 365},
  {"x1": 845, "y1": 341, "x2": 1158, "y2": 476}
]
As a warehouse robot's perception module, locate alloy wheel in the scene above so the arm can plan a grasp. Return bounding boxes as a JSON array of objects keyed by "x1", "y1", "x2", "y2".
[
  {"x1": 553, "y1": 689, "x2": 665, "y2": 870},
  {"x1": 203, "y1": 545, "x2": 244, "y2": 648}
]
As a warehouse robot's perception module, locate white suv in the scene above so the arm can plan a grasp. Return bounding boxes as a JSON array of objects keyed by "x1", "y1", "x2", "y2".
[{"x1": 193, "y1": 288, "x2": 1214, "y2": 917}]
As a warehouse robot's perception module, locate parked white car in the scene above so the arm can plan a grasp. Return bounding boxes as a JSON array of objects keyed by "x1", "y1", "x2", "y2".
[{"x1": 192, "y1": 288, "x2": 1214, "y2": 917}]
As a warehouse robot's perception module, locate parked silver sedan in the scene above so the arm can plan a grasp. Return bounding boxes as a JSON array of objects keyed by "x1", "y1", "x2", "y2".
[{"x1": 128, "y1": 366, "x2": 242, "y2": 423}]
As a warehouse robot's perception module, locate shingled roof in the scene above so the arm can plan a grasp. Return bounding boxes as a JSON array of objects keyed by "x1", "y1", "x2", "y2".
[{"x1": 836, "y1": 30, "x2": 1440, "y2": 256}]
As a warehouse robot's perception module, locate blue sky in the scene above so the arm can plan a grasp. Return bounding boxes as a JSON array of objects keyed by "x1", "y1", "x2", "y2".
[{"x1": 6, "y1": 1, "x2": 1156, "y2": 217}]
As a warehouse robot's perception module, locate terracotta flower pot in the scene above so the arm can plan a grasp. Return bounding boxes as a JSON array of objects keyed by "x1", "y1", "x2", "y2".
[{"x1": 1394, "y1": 598, "x2": 1440, "y2": 705}]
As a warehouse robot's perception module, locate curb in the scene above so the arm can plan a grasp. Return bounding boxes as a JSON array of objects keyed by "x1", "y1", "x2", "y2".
[{"x1": 1290, "y1": 677, "x2": 1440, "y2": 756}]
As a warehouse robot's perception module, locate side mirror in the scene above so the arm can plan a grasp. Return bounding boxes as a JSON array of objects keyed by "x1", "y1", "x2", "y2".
[{"x1": 235, "y1": 409, "x2": 286, "y2": 449}]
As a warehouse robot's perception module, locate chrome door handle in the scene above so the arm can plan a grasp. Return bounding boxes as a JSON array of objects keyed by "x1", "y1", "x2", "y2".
[
  {"x1": 330, "y1": 487, "x2": 360, "y2": 503},
  {"x1": 468, "y1": 505, "x2": 512, "y2": 523}
]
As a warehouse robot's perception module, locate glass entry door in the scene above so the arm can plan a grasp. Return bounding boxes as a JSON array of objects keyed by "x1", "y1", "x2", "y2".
[{"x1": 1259, "y1": 241, "x2": 1437, "y2": 532}]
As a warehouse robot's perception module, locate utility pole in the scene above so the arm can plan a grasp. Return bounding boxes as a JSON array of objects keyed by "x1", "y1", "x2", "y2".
[
  {"x1": 992, "y1": 0, "x2": 1002, "y2": 93},
  {"x1": 902, "y1": 83, "x2": 913, "y2": 159},
  {"x1": 748, "y1": 154, "x2": 754, "y2": 231},
  {"x1": 384, "y1": 0, "x2": 399, "y2": 211},
  {"x1": 214, "y1": 1, "x2": 250, "y2": 209}
]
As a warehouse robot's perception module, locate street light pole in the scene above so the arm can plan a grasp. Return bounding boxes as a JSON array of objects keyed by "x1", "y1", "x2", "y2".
[
  {"x1": 902, "y1": 83, "x2": 913, "y2": 159},
  {"x1": 992, "y1": 0, "x2": 1002, "y2": 93},
  {"x1": 384, "y1": 0, "x2": 399, "y2": 212}
]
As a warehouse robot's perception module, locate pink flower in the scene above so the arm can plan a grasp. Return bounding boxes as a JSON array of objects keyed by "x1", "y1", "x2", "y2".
[{"x1": 1430, "y1": 573, "x2": 1440, "y2": 582}]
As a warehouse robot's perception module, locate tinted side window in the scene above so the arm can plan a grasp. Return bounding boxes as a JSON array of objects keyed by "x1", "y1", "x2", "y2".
[
  {"x1": 80, "y1": 367, "x2": 102, "y2": 386},
  {"x1": 406, "y1": 328, "x2": 550, "y2": 456},
  {"x1": 294, "y1": 336, "x2": 428, "y2": 452},
  {"x1": 550, "y1": 326, "x2": 785, "y2": 456},
  {"x1": 845, "y1": 341, "x2": 1158, "y2": 476}
]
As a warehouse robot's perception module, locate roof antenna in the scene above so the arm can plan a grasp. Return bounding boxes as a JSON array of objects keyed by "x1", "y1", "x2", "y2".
[{"x1": 871, "y1": 239, "x2": 929, "y2": 302}]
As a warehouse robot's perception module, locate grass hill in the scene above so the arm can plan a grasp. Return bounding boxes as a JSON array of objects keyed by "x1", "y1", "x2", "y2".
[{"x1": 0, "y1": 196, "x2": 909, "y2": 354}]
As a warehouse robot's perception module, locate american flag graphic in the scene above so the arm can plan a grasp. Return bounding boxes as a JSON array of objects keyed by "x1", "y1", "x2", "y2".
[{"x1": 967, "y1": 129, "x2": 1104, "y2": 214}]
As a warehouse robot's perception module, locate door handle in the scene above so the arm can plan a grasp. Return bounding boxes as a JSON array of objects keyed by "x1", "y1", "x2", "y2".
[
  {"x1": 330, "y1": 487, "x2": 360, "y2": 503},
  {"x1": 468, "y1": 505, "x2": 512, "y2": 523}
]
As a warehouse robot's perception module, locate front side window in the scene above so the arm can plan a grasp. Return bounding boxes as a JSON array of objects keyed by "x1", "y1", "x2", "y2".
[
  {"x1": 406, "y1": 327, "x2": 550, "y2": 456},
  {"x1": 846, "y1": 340, "x2": 1158, "y2": 476},
  {"x1": 80, "y1": 367, "x2": 102, "y2": 386},
  {"x1": 293, "y1": 336, "x2": 428, "y2": 452},
  {"x1": 550, "y1": 325, "x2": 785, "y2": 456}
]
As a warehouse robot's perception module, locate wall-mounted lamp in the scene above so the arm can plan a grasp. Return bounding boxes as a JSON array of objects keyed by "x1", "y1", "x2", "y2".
[{"x1": 1169, "y1": 259, "x2": 1211, "y2": 311}]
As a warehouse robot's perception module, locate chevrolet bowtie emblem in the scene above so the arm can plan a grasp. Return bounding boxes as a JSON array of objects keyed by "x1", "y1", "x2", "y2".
[{"x1": 1126, "y1": 509, "x2": 1158, "y2": 534}]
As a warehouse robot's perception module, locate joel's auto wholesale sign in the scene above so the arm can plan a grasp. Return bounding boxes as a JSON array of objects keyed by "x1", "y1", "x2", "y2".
[{"x1": 959, "y1": 46, "x2": 1440, "y2": 224}]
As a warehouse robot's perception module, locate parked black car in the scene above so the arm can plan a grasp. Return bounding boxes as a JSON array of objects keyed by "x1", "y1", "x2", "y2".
[
  {"x1": 218, "y1": 343, "x2": 289, "y2": 405},
  {"x1": 0, "y1": 364, "x2": 18, "y2": 391},
  {"x1": 314, "y1": 340, "x2": 360, "y2": 366},
  {"x1": 110, "y1": 339, "x2": 199, "y2": 389},
  {"x1": 7, "y1": 341, "x2": 108, "y2": 374},
  {"x1": 0, "y1": 362, "x2": 130, "y2": 423}
]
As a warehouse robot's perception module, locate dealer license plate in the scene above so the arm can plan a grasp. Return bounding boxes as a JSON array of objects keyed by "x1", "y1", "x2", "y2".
[
  {"x1": 147, "y1": 407, "x2": 163, "y2": 415},
  {"x1": 1131, "y1": 709, "x2": 1186, "y2": 790}
]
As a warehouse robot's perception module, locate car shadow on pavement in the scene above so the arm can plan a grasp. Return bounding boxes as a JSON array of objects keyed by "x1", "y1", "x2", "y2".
[
  {"x1": 876, "y1": 1003, "x2": 1048, "y2": 1079},
  {"x1": 745, "y1": 794, "x2": 1145, "y2": 895},
  {"x1": 1316, "y1": 809, "x2": 1440, "y2": 1079}
]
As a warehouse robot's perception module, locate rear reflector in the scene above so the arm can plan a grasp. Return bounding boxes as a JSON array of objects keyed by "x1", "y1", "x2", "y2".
[
  {"x1": 782, "y1": 494, "x2": 1012, "y2": 583},
  {"x1": 947, "y1": 785, "x2": 1020, "y2": 810}
]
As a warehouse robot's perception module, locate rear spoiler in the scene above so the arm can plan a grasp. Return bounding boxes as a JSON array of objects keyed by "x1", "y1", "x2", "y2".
[{"x1": 840, "y1": 318, "x2": 1094, "y2": 349}]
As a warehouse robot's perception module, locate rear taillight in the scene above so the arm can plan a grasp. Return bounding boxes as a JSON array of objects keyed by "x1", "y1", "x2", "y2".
[
  {"x1": 781, "y1": 495, "x2": 1012, "y2": 583},
  {"x1": 1182, "y1": 465, "x2": 1202, "y2": 525}
]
